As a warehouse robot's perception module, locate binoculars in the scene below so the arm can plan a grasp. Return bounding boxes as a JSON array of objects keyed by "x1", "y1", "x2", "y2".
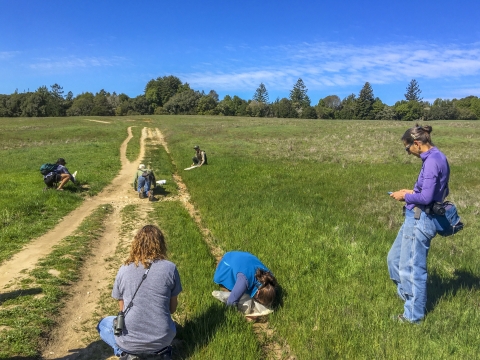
[{"x1": 114, "y1": 311, "x2": 125, "y2": 336}]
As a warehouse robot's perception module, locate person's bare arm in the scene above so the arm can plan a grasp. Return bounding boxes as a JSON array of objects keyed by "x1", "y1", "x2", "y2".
[
  {"x1": 390, "y1": 189, "x2": 414, "y2": 201},
  {"x1": 170, "y1": 296, "x2": 178, "y2": 314},
  {"x1": 118, "y1": 299, "x2": 124, "y2": 312}
]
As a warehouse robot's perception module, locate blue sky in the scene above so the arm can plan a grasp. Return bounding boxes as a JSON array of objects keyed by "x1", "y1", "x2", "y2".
[{"x1": 1, "y1": 0, "x2": 480, "y2": 105}]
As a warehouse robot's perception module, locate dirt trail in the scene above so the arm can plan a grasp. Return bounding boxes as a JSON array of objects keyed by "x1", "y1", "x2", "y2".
[
  {"x1": 40, "y1": 127, "x2": 149, "y2": 359},
  {"x1": 2, "y1": 125, "x2": 294, "y2": 359},
  {"x1": 0, "y1": 127, "x2": 145, "y2": 291},
  {"x1": 153, "y1": 128, "x2": 224, "y2": 261},
  {"x1": 153, "y1": 128, "x2": 296, "y2": 359}
]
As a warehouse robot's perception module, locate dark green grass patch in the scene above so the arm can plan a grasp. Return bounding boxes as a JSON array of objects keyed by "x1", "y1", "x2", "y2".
[
  {"x1": 152, "y1": 202, "x2": 261, "y2": 360},
  {"x1": 0, "y1": 204, "x2": 112, "y2": 358}
]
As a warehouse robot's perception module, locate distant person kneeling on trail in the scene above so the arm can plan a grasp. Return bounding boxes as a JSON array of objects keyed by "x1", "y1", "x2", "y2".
[
  {"x1": 133, "y1": 164, "x2": 156, "y2": 200},
  {"x1": 43, "y1": 158, "x2": 76, "y2": 191},
  {"x1": 192, "y1": 145, "x2": 207, "y2": 167},
  {"x1": 214, "y1": 251, "x2": 277, "y2": 308},
  {"x1": 97, "y1": 225, "x2": 182, "y2": 360}
]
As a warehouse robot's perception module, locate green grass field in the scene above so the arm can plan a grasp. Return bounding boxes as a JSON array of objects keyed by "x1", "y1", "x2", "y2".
[{"x1": 0, "y1": 116, "x2": 479, "y2": 359}]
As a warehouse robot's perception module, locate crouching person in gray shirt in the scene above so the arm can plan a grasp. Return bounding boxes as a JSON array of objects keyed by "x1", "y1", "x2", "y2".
[{"x1": 97, "y1": 225, "x2": 182, "y2": 360}]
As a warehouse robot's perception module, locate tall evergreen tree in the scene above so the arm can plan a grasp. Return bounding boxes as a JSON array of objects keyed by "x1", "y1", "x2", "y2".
[
  {"x1": 289, "y1": 78, "x2": 310, "y2": 110},
  {"x1": 355, "y1": 82, "x2": 375, "y2": 119},
  {"x1": 253, "y1": 83, "x2": 269, "y2": 103},
  {"x1": 405, "y1": 79, "x2": 423, "y2": 102}
]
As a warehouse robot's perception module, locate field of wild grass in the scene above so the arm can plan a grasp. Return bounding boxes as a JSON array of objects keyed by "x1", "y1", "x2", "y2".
[
  {"x1": 0, "y1": 116, "x2": 479, "y2": 359},
  {"x1": 0, "y1": 116, "x2": 143, "y2": 263},
  {"x1": 155, "y1": 116, "x2": 480, "y2": 359}
]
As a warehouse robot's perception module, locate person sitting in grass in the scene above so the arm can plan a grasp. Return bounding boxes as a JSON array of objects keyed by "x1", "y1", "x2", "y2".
[
  {"x1": 214, "y1": 251, "x2": 277, "y2": 308},
  {"x1": 43, "y1": 158, "x2": 76, "y2": 191},
  {"x1": 191, "y1": 145, "x2": 208, "y2": 167},
  {"x1": 97, "y1": 225, "x2": 182, "y2": 360},
  {"x1": 133, "y1": 164, "x2": 155, "y2": 200}
]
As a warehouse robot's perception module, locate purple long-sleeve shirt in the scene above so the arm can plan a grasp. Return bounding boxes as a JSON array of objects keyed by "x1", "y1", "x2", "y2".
[{"x1": 404, "y1": 147, "x2": 450, "y2": 211}]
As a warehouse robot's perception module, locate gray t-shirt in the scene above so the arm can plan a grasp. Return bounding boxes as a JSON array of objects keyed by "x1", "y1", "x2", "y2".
[{"x1": 112, "y1": 259, "x2": 182, "y2": 353}]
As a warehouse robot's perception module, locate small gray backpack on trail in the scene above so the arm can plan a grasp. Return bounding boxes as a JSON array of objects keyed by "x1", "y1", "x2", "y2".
[{"x1": 40, "y1": 163, "x2": 58, "y2": 176}]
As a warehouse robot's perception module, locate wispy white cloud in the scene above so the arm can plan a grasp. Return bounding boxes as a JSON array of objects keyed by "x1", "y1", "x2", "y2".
[
  {"x1": 0, "y1": 51, "x2": 20, "y2": 60},
  {"x1": 181, "y1": 42, "x2": 480, "y2": 93},
  {"x1": 29, "y1": 55, "x2": 127, "y2": 70}
]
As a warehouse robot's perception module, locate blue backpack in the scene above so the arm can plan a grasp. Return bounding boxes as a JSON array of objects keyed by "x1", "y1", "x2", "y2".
[
  {"x1": 432, "y1": 202, "x2": 464, "y2": 237},
  {"x1": 40, "y1": 163, "x2": 58, "y2": 176}
]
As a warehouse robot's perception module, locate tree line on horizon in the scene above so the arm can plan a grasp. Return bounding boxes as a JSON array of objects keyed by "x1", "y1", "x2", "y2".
[{"x1": 0, "y1": 76, "x2": 479, "y2": 120}]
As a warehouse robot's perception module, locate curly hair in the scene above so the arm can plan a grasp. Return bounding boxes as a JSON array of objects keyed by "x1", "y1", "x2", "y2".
[
  {"x1": 401, "y1": 124, "x2": 434, "y2": 146},
  {"x1": 255, "y1": 268, "x2": 278, "y2": 306},
  {"x1": 125, "y1": 225, "x2": 167, "y2": 268}
]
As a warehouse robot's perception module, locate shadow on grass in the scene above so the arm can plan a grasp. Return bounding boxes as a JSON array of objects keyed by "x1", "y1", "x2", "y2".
[
  {"x1": 427, "y1": 269, "x2": 480, "y2": 313},
  {"x1": 152, "y1": 186, "x2": 170, "y2": 198},
  {"x1": 41, "y1": 183, "x2": 89, "y2": 194},
  {"x1": 174, "y1": 303, "x2": 228, "y2": 359},
  {"x1": 0, "y1": 288, "x2": 43, "y2": 304},
  {"x1": 47, "y1": 339, "x2": 112, "y2": 360},
  {"x1": 273, "y1": 284, "x2": 286, "y2": 310}
]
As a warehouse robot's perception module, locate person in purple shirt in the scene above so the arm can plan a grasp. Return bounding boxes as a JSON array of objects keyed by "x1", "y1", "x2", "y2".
[{"x1": 387, "y1": 124, "x2": 450, "y2": 323}]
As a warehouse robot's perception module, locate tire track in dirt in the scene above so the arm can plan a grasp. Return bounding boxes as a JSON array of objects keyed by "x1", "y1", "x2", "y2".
[
  {"x1": 41, "y1": 127, "x2": 153, "y2": 359},
  {"x1": 153, "y1": 128, "x2": 296, "y2": 360},
  {"x1": 42, "y1": 205, "x2": 155, "y2": 359},
  {"x1": 152, "y1": 128, "x2": 224, "y2": 262},
  {"x1": 0, "y1": 127, "x2": 145, "y2": 291}
]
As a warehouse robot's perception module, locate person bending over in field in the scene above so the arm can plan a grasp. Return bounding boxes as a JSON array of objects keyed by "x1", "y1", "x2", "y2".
[
  {"x1": 191, "y1": 145, "x2": 208, "y2": 167},
  {"x1": 133, "y1": 164, "x2": 156, "y2": 200},
  {"x1": 214, "y1": 251, "x2": 277, "y2": 308},
  {"x1": 43, "y1": 158, "x2": 76, "y2": 191},
  {"x1": 97, "y1": 225, "x2": 182, "y2": 360}
]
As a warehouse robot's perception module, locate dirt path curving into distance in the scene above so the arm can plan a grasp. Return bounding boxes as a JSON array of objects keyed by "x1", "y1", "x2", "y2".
[
  {"x1": 1, "y1": 124, "x2": 295, "y2": 359},
  {"x1": 0, "y1": 127, "x2": 145, "y2": 291}
]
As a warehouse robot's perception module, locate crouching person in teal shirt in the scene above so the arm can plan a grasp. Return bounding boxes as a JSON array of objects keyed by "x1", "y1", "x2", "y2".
[{"x1": 214, "y1": 251, "x2": 277, "y2": 307}]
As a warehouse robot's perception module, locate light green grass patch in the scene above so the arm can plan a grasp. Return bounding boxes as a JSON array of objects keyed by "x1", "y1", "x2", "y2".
[
  {"x1": 151, "y1": 116, "x2": 480, "y2": 359},
  {"x1": 0, "y1": 116, "x2": 131, "y2": 265},
  {"x1": 0, "y1": 204, "x2": 112, "y2": 358}
]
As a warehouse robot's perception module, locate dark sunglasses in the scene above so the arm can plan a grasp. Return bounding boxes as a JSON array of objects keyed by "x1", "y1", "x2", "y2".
[{"x1": 405, "y1": 143, "x2": 413, "y2": 152}]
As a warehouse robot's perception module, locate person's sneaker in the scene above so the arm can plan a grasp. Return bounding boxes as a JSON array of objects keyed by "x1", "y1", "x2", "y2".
[
  {"x1": 139, "y1": 192, "x2": 144, "y2": 199},
  {"x1": 393, "y1": 314, "x2": 420, "y2": 324}
]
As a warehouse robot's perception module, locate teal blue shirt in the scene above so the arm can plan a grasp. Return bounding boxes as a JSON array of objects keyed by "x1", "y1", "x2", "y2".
[{"x1": 213, "y1": 251, "x2": 270, "y2": 299}]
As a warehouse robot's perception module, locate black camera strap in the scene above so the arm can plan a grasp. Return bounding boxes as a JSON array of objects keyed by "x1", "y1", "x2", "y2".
[{"x1": 123, "y1": 265, "x2": 150, "y2": 317}]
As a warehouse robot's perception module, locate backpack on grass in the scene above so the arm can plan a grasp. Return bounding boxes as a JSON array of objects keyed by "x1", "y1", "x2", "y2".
[{"x1": 40, "y1": 163, "x2": 58, "y2": 176}]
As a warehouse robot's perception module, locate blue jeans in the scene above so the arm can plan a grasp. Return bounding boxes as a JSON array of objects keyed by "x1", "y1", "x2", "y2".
[
  {"x1": 387, "y1": 208, "x2": 437, "y2": 323},
  {"x1": 97, "y1": 316, "x2": 124, "y2": 356},
  {"x1": 137, "y1": 176, "x2": 151, "y2": 197}
]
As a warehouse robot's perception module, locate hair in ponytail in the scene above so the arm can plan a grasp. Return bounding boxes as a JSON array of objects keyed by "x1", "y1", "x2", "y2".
[
  {"x1": 401, "y1": 123, "x2": 434, "y2": 146},
  {"x1": 255, "y1": 268, "x2": 278, "y2": 306}
]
